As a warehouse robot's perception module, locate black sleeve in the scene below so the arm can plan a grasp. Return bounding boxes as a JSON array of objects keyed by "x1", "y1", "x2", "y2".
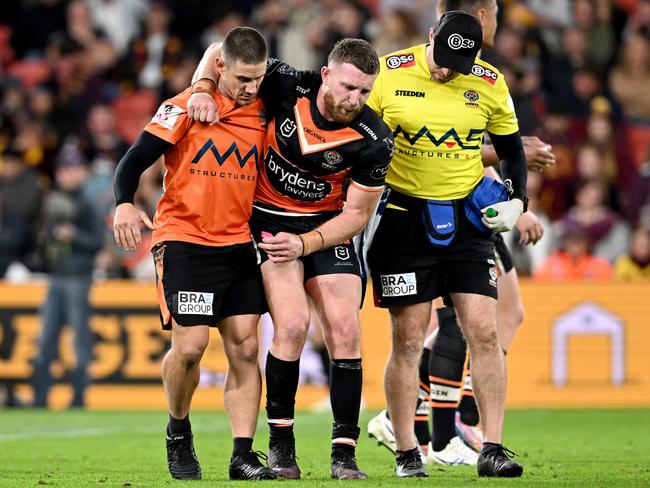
[
  {"x1": 488, "y1": 131, "x2": 528, "y2": 210},
  {"x1": 350, "y1": 133, "x2": 394, "y2": 187},
  {"x1": 113, "y1": 131, "x2": 172, "y2": 205},
  {"x1": 258, "y1": 58, "x2": 319, "y2": 113}
]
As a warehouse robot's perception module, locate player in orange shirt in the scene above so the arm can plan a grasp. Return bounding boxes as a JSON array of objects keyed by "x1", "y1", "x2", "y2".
[{"x1": 112, "y1": 27, "x2": 275, "y2": 481}]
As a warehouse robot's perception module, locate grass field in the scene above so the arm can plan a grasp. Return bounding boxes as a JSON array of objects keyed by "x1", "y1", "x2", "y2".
[{"x1": 1, "y1": 409, "x2": 649, "y2": 487}]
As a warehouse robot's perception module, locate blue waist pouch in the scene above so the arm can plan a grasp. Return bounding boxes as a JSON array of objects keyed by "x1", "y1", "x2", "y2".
[
  {"x1": 464, "y1": 176, "x2": 510, "y2": 234},
  {"x1": 422, "y1": 200, "x2": 457, "y2": 247}
]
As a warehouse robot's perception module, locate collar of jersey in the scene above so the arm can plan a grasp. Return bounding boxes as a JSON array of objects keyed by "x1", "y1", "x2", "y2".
[{"x1": 293, "y1": 97, "x2": 364, "y2": 154}]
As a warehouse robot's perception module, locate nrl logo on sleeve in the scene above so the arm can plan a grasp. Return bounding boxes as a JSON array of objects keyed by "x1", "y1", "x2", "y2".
[
  {"x1": 152, "y1": 103, "x2": 183, "y2": 130},
  {"x1": 380, "y1": 272, "x2": 417, "y2": 297},
  {"x1": 177, "y1": 291, "x2": 214, "y2": 315},
  {"x1": 386, "y1": 53, "x2": 415, "y2": 69}
]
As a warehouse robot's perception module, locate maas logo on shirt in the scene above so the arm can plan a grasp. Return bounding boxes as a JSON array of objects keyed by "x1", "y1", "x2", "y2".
[
  {"x1": 152, "y1": 103, "x2": 183, "y2": 130},
  {"x1": 191, "y1": 140, "x2": 259, "y2": 169},
  {"x1": 177, "y1": 291, "x2": 213, "y2": 315},
  {"x1": 393, "y1": 125, "x2": 483, "y2": 150},
  {"x1": 386, "y1": 53, "x2": 415, "y2": 69}
]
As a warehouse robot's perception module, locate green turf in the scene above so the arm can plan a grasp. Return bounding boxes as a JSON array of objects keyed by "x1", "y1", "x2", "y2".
[{"x1": 0, "y1": 409, "x2": 649, "y2": 487}]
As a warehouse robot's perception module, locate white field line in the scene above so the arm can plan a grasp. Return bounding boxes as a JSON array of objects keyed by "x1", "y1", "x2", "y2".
[{"x1": 0, "y1": 424, "x2": 231, "y2": 442}]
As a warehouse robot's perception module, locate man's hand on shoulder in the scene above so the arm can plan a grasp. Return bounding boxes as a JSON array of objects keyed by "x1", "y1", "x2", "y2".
[
  {"x1": 187, "y1": 92, "x2": 220, "y2": 125},
  {"x1": 113, "y1": 203, "x2": 155, "y2": 251}
]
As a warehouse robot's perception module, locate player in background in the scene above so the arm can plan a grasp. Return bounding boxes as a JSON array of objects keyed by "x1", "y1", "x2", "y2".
[
  {"x1": 188, "y1": 38, "x2": 393, "y2": 480},
  {"x1": 113, "y1": 27, "x2": 276, "y2": 481}
]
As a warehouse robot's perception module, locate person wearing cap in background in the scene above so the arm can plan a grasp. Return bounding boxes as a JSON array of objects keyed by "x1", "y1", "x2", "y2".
[
  {"x1": 365, "y1": 10, "x2": 528, "y2": 478},
  {"x1": 31, "y1": 139, "x2": 104, "y2": 409}
]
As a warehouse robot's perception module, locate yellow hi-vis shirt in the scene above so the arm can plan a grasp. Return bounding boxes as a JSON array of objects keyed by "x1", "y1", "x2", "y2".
[{"x1": 367, "y1": 44, "x2": 519, "y2": 200}]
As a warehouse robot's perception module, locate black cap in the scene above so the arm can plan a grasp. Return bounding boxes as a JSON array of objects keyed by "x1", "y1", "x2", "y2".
[{"x1": 433, "y1": 11, "x2": 483, "y2": 75}]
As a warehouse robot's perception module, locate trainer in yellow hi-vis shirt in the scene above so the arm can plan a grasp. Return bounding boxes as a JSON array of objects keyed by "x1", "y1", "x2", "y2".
[{"x1": 367, "y1": 44, "x2": 517, "y2": 201}]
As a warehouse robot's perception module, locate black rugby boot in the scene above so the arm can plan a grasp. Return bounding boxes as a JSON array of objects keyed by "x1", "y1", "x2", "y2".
[
  {"x1": 268, "y1": 443, "x2": 301, "y2": 479},
  {"x1": 166, "y1": 429, "x2": 202, "y2": 480},
  {"x1": 229, "y1": 450, "x2": 277, "y2": 480},
  {"x1": 477, "y1": 443, "x2": 524, "y2": 478}
]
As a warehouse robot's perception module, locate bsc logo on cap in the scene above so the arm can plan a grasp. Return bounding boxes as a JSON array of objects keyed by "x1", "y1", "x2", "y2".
[{"x1": 448, "y1": 33, "x2": 475, "y2": 50}]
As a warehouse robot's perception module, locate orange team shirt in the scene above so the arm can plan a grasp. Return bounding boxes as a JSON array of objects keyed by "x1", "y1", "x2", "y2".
[
  {"x1": 533, "y1": 252, "x2": 613, "y2": 281},
  {"x1": 144, "y1": 88, "x2": 266, "y2": 247}
]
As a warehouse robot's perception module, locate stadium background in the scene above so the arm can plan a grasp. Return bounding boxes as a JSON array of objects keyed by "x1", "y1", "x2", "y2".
[{"x1": 1, "y1": 0, "x2": 649, "y2": 411}]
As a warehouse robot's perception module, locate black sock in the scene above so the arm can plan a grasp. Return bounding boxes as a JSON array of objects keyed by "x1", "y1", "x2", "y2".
[
  {"x1": 415, "y1": 348, "x2": 431, "y2": 448},
  {"x1": 429, "y1": 307, "x2": 466, "y2": 451},
  {"x1": 315, "y1": 345, "x2": 331, "y2": 385},
  {"x1": 168, "y1": 413, "x2": 191, "y2": 435},
  {"x1": 396, "y1": 447, "x2": 420, "y2": 461},
  {"x1": 233, "y1": 437, "x2": 253, "y2": 456},
  {"x1": 330, "y1": 358, "x2": 362, "y2": 456},
  {"x1": 331, "y1": 423, "x2": 361, "y2": 457},
  {"x1": 266, "y1": 352, "x2": 300, "y2": 447},
  {"x1": 458, "y1": 360, "x2": 480, "y2": 426}
]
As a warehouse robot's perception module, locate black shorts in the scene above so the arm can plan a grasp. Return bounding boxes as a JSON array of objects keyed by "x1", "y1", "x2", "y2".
[
  {"x1": 153, "y1": 241, "x2": 267, "y2": 329},
  {"x1": 250, "y1": 205, "x2": 360, "y2": 280},
  {"x1": 368, "y1": 191, "x2": 498, "y2": 308},
  {"x1": 493, "y1": 233, "x2": 514, "y2": 274}
]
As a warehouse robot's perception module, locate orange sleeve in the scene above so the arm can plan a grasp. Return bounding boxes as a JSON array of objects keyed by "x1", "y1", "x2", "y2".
[{"x1": 143, "y1": 89, "x2": 193, "y2": 145}]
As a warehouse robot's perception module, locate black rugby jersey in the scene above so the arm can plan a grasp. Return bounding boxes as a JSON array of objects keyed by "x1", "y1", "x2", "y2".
[{"x1": 255, "y1": 59, "x2": 394, "y2": 213}]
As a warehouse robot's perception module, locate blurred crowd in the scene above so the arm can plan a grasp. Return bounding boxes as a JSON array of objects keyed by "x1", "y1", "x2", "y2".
[{"x1": 1, "y1": 0, "x2": 649, "y2": 282}]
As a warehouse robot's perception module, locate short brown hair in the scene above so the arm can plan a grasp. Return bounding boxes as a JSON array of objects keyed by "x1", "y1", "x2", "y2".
[
  {"x1": 328, "y1": 38, "x2": 379, "y2": 75},
  {"x1": 222, "y1": 27, "x2": 268, "y2": 65}
]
